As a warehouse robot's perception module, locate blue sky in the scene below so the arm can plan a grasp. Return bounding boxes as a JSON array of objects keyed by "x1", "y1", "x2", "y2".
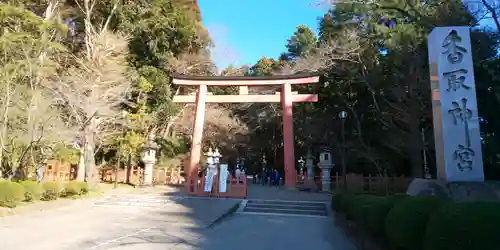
[{"x1": 199, "y1": 0, "x2": 327, "y2": 69}]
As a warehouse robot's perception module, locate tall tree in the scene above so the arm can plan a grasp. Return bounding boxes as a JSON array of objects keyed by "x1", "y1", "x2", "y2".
[{"x1": 285, "y1": 25, "x2": 318, "y2": 60}]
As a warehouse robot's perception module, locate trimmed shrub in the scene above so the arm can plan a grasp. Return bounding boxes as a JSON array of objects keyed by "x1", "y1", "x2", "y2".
[
  {"x1": 332, "y1": 192, "x2": 350, "y2": 211},
  {"x1": 62, "y1": 182, "x2": 80, "y2": 197},
  {"x1": 339, "y1": 193, "x2": 355, "y2": 214},
  {"x1": 423, "y1": 201, "x2": 500, "y2": 250},
  {"x1": 77, "y1": 181, "x2": 89, "y2": 195},
  {"x1": 0, "y1": 181, "x2": 25, "y2": 207},
  {"x1": 345, "y1": 194, "x2": 380, "y2": 224},
  {"x1": 332, "y1": 193, "x2": 342, "y2": 210},
  {"x1": 385, "y1": 196, "x2": 449, "y2": 250},
  {"x1": 41, "y1": 182, "x2": 62, "y2": 200},
  {"x1": 364, "y1": 195, "x2": 407, "y2": 238},
  {"x1": 19, "y1": 180, "x2": 44, "y2": 202},
  {"x1": 62, "y1": 181, "x2": 88, "y2": 197}
]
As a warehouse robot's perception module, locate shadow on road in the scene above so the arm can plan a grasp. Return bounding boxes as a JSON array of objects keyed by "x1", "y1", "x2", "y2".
[{"x1": 81, "y1": 183, "x2": 354, "y2": 250}]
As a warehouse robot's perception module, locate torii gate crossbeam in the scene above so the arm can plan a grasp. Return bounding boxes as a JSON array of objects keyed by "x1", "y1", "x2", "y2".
[{"x1": 171, "y1": 73, "x2": 321, "y2": 188}]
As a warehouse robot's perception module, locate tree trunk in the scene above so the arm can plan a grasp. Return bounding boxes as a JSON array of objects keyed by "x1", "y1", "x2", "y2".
[
  {"x1": 409, "y1": 119, "x2": 423, "y2": 177},
  {"x1": 408, "y1": 54, "x2": 424, "y2": 178},
  {"x1": 126, "y1": 153, "x2": 132, "y2": 184},
  {"x1": 76, "y1": 147, "x2": 85, "y2": 181},
  {"x1": 0, "y1": 82, "x2": 11, "y2": 175},
  {"x1": 84, "y1": 127, "x2": 97, "y2": 186}
]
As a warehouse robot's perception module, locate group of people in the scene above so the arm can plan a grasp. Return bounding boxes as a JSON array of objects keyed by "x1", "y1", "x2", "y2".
[
  {"x1": 234, "y1": 167, "x2": 246, "y2": 183},
  {"x1": 253, "y1": 168, "x2": 281, "y2": 186}
]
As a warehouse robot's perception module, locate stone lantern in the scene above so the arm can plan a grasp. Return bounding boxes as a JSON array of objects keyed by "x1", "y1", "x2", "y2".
[
  {"x1": 213, "y1": 148, "x2": 222, "y2": 164},
  {"x1": 236, "y1": 156, "x2": 241, "y2": 169},
  {"x1": 298, "y1": 157, "x2": 305, "y2": 175},
  {"x1": 305, "y1": 149, "x2": 315, "y2": 181},
  {"x1": 302, "y1": 149, "x2": 318, "y2": 191},
  {"x1": 140, "y1": 134, "x2": 159, "y2": 187},
  {"x1": 317, "y1": 147, "x2": 334, "y2": 192}
]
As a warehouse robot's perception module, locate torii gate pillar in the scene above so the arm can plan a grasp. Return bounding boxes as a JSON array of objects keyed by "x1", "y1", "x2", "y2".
[
  {"x1": 188, "y1": 84, "x2": 207, "y2": 179},
  {"x1": 281, "y1": 83, "x2": 296, "y2": 187}
]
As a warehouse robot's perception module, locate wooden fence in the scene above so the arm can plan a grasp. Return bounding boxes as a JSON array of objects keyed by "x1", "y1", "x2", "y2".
[
  {"x1": 98, "y1": 166, "x2": 185, "y2": 185},
  {"x1": 297, "y1": 172, "x2": 411, "y2": 194},
  {"x1": 42, "y1": 160, "x2": 75, "y2": 181},
  {"x1": 331, "y1": 173, "x2": 411, "y2": 194},
  {"x1": 42, "y1": 160, "x2": 185, "y2": 185}
]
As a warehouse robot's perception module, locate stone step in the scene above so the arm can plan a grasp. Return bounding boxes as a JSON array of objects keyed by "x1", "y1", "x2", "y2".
[
  {"x1": 243, "y1": 206, "x2": 327, "y2": 216},
  {"x1": 242, "y1": 199, "x2": 328, "y2": 217},
  {"x1": 246, "y1": 199, "x2": 326, "y2": 207},
  {"x1": 245, "y1": 203, "x2": 325, "y2": 211}
]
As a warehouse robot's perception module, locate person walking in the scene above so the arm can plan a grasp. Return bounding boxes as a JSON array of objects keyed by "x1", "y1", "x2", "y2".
[
  {"x1": 235, "y1": 167, "x2": 242, "y2": 183},
  {"x1": 260, "y1": 168, "x2": 267, "y2": 186},
  {"x1": 271, "y1": 169, "x2": 280, "y2": 187}
]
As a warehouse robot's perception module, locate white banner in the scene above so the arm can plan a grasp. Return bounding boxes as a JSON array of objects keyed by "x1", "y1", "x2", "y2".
[
  {"x1": 219, "y1": 164, "x2": 228, "y2": 192},
  {"x1": 204, "y1": 166, "x2": 217, "y2": 192}
]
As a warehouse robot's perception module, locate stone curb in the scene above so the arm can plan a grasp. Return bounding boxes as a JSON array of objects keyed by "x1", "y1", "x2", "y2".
[{"x1": 204, "y1": 201, "x2": 242, "y2": 228}]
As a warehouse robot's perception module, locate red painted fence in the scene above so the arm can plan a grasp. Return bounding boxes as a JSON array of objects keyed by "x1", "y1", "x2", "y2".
[{"x1": 187, "y1": 174, "x2": 247, "y2": 198}]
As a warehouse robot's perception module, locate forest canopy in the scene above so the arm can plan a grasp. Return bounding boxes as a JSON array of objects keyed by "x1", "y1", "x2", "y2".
[{"x1": 1, "y1": 0, "x2": 500, "y2": 182}]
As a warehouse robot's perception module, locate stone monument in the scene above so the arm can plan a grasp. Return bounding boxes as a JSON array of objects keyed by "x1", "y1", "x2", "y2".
[
  {"x1": 427, "y1": 26, "x2": 483, "y2": 182},
  {"x1": 140, "y1": 134, "x2": 159, "y2": 186},
  {"x1": 407, "y1": 26, "x2": 492, "y2": 201},
  {"x1": 317, "y1": 149, "x2": 334, "y2": 192}
]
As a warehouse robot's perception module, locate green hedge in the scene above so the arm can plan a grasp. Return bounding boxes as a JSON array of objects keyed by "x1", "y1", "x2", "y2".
[
  {"x1": 335, "y1": 193, "x2": 406, "y2": 238},
  {"x1": 331, "y1": 192, "x2": 343, "y2": 210},
  {"x1": 0, "y1": 180, "x2": 96, "y2": 208},
  {"x1": 19, "y1": 180, "x2": 44, "y2": 202},
  {"x1": 0, "y1": 181, "x2": 25, "y2": 207},
  {"x1": 333, "y1": 193, "x2": 500, "y2": 250},
  {"x1": 41, "y1": 181, "x2": 63, "y2": 200},
  {"x1": 423, "y1": 201, "x2": 500, "y2": 250},
  {"x1": 0, "y1": 180, "x2": 93, "y2": 206},
  {"x1": 62, "y1": 181, "x2": 89, "y2": 197},
  {"x1": 386, "y1": 196, "x2": 450, "y2": 250},
  {"x1": 364, "y1": 195, "x2": 407, "y2": 238},
  {"x1": 346, "y1": 195, "x2": 380, "y2": 227}
]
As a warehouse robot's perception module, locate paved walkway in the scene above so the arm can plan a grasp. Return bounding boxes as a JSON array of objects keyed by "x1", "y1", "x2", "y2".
[
  {"x1": 155, "y1": 182, "x2": 331, "y2": 202},
  {"x1": 83, "y1": 213, "x2": 356, "y2": 250},
  {"x1": 0, "y1": 184, "x2": 355, "y2": 250}
]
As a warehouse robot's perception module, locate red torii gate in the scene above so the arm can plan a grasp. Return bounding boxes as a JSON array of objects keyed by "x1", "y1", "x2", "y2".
[{"x1": 171, "y1": 73, "x2": 320, "y2": 188}]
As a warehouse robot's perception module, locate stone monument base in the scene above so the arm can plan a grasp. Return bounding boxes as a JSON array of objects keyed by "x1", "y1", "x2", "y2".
[
  {"x1": 406, "y1": 178, "x2": 500, "y2": 202},
  {"x1": 297, "y1": 180, "x2": 319, "y2": 192}
]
